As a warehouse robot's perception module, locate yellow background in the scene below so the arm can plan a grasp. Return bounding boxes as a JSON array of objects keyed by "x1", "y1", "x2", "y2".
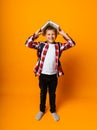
[{"x1": 1, "y1": 0, "x2": 97, "y2": 130}]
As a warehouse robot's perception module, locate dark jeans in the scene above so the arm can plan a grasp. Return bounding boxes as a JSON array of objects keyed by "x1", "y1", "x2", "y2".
[{"x1": 39, "y1": 74, "x2": 58, "y2": 113}]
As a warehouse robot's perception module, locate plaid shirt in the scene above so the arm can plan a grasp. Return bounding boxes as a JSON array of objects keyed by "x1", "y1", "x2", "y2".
[{"x1": 25, "y1": 34, "x2": 75, "y2": 76}]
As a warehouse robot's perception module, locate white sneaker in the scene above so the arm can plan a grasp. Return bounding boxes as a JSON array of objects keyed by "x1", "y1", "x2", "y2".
[
  {"x1": 35, "y1": 111, "x2": 44, "y2": 120},
  {"x1": 52, "y1": 112, "x2": 60, "y2": 121}
]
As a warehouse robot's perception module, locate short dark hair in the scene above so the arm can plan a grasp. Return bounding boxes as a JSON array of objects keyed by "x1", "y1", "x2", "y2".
[{"x1": 42, "y1": 26, "x2": 58, "y2": 36}]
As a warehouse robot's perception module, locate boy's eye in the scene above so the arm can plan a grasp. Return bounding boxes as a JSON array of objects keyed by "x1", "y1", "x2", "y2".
[{"x1": 48, "y1": 34, "x2": 51, "y2": 36}]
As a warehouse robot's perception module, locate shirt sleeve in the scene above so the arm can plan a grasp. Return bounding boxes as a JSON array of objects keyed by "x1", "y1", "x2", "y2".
[
  {"x1": 25, "y1": 34, "x2": 40, "y2": 49},
  {"x1": 60, "y1": 37, "x2": 76, "y2": 52}
]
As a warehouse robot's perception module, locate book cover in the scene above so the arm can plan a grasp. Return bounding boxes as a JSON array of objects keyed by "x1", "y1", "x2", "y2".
[{"x1": 41, "y1": 20, "x2": 59, "y2": 32}]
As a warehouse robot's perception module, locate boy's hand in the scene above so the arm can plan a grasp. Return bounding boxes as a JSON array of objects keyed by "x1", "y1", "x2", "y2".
[
  {"x1": 58, "y1": 28, "x2": 66, "y2": 36},
  {"x1": 58, "y1": 28, "x2": 70, "y2": 40},
  {"x1": 35, "y1": 29, "x2": 43, "y2": 37}
]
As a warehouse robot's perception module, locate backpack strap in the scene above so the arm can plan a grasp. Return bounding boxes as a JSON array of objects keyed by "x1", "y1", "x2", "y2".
[
  {"x1": 58, "y1": 42, "x2": 62, "y2": 66},
  {"x1": 58, "y1": 42, "x2": 62, "y2": 58},
  {"x1": 37, "y1": 42, "x2": 45, "y2": 58}
]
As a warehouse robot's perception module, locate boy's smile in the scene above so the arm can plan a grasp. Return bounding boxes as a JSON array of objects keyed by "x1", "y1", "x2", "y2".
[{"x1": 45, "y1": 30, "x2": 57, "y2": 44}]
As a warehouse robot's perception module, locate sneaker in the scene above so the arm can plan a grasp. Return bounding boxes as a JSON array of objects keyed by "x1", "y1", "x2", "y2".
[
  {"x1": 52, "y1": 112, "x2": 60, "y2": 121},
  {"x1": 35, "y1": 111, "x2": 44, "y2": 120}
]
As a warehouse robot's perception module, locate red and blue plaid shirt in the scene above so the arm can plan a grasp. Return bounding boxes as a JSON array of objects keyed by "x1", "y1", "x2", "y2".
[{"x1": 25, "y1": 34, "x2": 75, "y2": 76}]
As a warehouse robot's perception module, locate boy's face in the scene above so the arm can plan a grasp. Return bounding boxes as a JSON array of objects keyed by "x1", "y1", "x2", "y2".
[{"x1": 45, "y1": 29, "x2": 57, "y2": 44}]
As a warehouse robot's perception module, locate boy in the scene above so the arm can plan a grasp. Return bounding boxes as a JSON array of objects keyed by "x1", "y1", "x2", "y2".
[{"x1": 25, "y1": 25, "x2": 75, "y2": 121}]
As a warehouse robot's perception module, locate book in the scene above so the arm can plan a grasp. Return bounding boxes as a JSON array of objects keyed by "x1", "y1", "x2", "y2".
[{"x1": 41, "y1": 20, "x2": 60, "y2": 32}]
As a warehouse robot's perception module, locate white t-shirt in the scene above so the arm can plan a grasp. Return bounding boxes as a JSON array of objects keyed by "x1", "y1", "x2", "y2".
[{"x1": 41, "y1": 44, "x2": 57, "y2": 75}]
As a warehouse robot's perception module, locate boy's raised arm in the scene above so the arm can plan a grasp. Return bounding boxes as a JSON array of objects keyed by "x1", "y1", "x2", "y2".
[
  {"x1": 58, "y1": 28, "x2": 76, "y2": 51},
  {"x1": 25, "y1": 29, "x2": 42, "y2": 49}
]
